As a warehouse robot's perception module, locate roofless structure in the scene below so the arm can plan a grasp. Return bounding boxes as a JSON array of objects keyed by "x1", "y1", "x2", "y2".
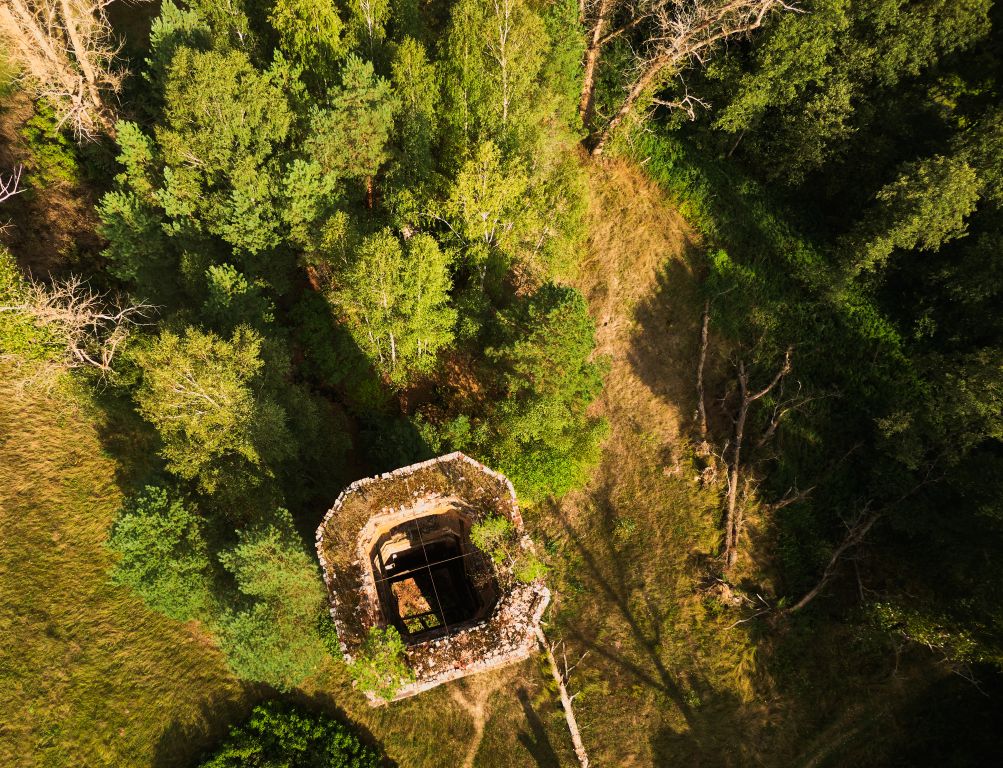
[{"x1": 316, "y1": 452, "x2": 550, "y2": 702}]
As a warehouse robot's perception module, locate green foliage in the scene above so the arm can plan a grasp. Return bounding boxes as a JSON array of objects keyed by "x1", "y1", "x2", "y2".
[
  {"x1": 145, "y1": 1, "x2": 212, "y2": 94},
  {"x1": 198, "y1": 702, "x2": 381, "y2": 768},
  {"x1": 512, "y1": 552, "x2": 548, "y2": 584},
  {"x1": 0, "y1": 249, "x2": 56, "y2": 362},
  {"x1": 349, "y1": 626, "x2": 414, "y2": 701},
  {"x1": 0, "y1": 48, "x2": 17, "y2": 98},
  {"x1": 443, "y1": 140, "x2": 529, "y2": 275},
  {"x1": 389, "y1": 37, "x2": 438, "y2": 186},
  {"x1": 157, "y1": 46, "x2": 293, "y2": 259},
  {"x1": 269, "y1": 0, "x2": 346, "y2": 89},
  {"x1": 470, "y1": 514, "x2": 514, "y2": 562},
  {"x1": 481, "y1": 283, "x2": 608, "y2": 502},
  {"x1": 20, "y1": 100, "x2": 79, "y2": 187},
  {"x1": 203, "y1": 263, "x2": 276, "y2": 331},
  {"x1": 846, "y1": 154, "x2": 981, "y2": 277},
  {"x1": 344, "y1": 0, "x2": 390, "y2": 54},
  {"x1": 328, "y1": 229, "x2": 455, "y2": 386},
  {"x1": 107, "y1": 485, "x2": 215, "y2": 622},
  {"x1": 307, "y1": 55, "x2": 397, "y2": 184},
  {"x1": 470, "y1": 514, "x2": 547, "y2": 583},
  {"x1": 132, "y1": 326, "x2": 293, "y2": 494},
  {"x1": 709, "y1": 0, "x2": 993, "y2": 184},
  {"x1": 97, "y1": 124, "x2": 175, "y2": 296},
  {"x1": 216, "y1": 508, "x2": 328, "y2": 689}
]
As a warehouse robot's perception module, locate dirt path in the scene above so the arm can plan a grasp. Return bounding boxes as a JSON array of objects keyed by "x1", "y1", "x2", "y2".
[{"x1": 448, "y1": 669, "x2": 513, "y2": 768}]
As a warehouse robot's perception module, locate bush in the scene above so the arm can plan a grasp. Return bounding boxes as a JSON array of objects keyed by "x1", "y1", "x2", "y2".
[
  {"x1": 106, "y1": 485, "x2": 215, "y2": 622},
  {"x1": 199, "y1": 701, "x2": 381, "y2": 768},
  {"x1": 349, "y1": 626, "x2": 414, "y2": 701},
  {"x1": 471, "y1": 515, "x2": 548, "y2": 585},
  {"x1": 216, "y1": 508, "x2": 328, "y2": 690}
]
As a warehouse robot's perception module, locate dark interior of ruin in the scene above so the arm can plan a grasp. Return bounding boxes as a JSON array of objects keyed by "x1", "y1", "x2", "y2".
[{"x1": 370, "y1": 513, "x2": 498, "y2": 642}]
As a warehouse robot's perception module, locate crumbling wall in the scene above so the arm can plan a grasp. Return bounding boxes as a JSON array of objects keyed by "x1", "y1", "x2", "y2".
[{"x1": 315, "y1": 452, "x2": 549, "y2": 703}]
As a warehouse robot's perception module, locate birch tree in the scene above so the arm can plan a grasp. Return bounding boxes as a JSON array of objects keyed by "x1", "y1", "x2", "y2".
[
  {"x1": 133, "y1": 326, "x2": 293, "y2": 494},
  {"x1": 328, "y1": 230, "x2": 456, "y2": 387}
]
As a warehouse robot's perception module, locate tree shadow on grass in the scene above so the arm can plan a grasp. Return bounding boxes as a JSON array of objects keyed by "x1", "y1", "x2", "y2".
[
  {"x1": 550, "y1": 475, "x2": 774, "y2": 764},
  {"x1": 151, "y1": 687, "x2": 260, "y2": 768},
  {"x1": 626, "y1": 252, "x2": 717, "y2": 440},
  {"x1": 516, "y1": 687, "x2": 561, "y2": 768},
  {"x1": 153, "y1": 688, "x2": 396, "y2": 768}
]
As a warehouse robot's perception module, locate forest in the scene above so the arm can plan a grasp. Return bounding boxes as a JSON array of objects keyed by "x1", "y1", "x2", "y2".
[{"x1": 1, "y1": 0, "x2": 1001, "y2": 766}]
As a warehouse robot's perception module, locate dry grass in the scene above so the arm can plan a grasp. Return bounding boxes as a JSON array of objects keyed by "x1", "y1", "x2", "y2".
[{"x1": 526, "y1": 159, "x2": 779, "y2": 766}]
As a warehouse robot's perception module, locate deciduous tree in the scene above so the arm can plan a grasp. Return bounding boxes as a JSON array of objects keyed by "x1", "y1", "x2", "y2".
[
  {"x1": 132, "y1": 326, "x2": 293, "y2": 494},
  {"x1": 328, "y1": 229, "x2": 456, "y2": 386}
]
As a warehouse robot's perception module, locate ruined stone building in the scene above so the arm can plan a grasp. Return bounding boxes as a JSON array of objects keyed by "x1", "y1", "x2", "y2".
[{"x1": 315, "y1": 452, "x2": 550, "y2": 702}]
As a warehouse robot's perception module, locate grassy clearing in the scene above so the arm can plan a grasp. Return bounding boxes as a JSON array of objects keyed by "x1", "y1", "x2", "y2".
[
  {"x1": 0, "y1": 368, "x2": 254, "y2": 768},
  {"x1": 529, "y1": 159, "x2": 774, "y2": 766}
]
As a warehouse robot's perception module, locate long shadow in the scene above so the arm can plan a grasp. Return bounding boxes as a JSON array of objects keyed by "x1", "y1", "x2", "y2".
[
  {"x1": 549, "y1": 486, "x2": 696, "y2": 728},
  {"x1": 151, "y1": 687, "x2": 259, "y2": 768},
  {"x1": 516, "y1": 687, "x2": 561, "y2": 768},
  {"x1": 626, "y1": 245, "x2": 709, "y2": 435}
]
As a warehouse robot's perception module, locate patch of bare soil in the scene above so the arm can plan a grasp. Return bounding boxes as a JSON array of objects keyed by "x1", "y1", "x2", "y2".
[{"x1": 0, "y1": 90, "x2": 102, "y2": 277}]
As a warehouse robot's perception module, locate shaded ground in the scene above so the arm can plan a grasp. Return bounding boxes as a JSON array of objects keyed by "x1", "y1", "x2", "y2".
[{"x1": 0, "y1": 90, "x2": 102, "y2": 277}]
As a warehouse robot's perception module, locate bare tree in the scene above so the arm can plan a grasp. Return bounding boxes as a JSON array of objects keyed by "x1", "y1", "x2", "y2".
[
  {"x1": 0, "y1": 164, "x2": 24, "y2": 203},
  {"x1": 784, "y1": 503, "x2": 882, "y2": 614},
  {"x1": 722, "y1": 346, "x2": 792, "y2": 570},
  {"x1": 0, "y1": 0, "x2": 141, "y2": 138},
  {"x1": 695, "y1": 297, "x2": 710, "y2": 443},
  {"x1": 579, "y1": 0, "x2": 659, "y2": 126},
  {"x1": 784, "y1": 475, "x2": 935, "y2": 614},
  {"x1": 587, "y1": 0, "x2": 796, "y2": 156},
  {"x1": 0, "y1": 274, "x2": 152, "y2": 374},
  {"x1": 536, "y1": 626, "x2": 591, "y2": 768}
]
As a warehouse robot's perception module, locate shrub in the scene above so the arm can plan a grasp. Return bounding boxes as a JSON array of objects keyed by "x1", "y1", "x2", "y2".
[
  {"x1": 106, "y1": 485, "x2": 215, "y2": 621},
  {"x1": 198, "y1": 701, "x2": 381, "y2": 768},
  {"x1": 216, "y1": 508, "x2": 328, "y2": 690},
  {"x1": 470, "y1": 514, "x2": 514, "y2": 564},
  {"x1": 471, "y1": 514, "x2": 548, "y2": 584},
  {"x1": 349, "y1": 626, "x2": 414, "y2": 701}
]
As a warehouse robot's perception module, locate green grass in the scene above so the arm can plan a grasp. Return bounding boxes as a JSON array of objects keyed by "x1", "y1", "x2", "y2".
[{"x1": 0, "y1": 368, "x2": 254, "y2": 768}]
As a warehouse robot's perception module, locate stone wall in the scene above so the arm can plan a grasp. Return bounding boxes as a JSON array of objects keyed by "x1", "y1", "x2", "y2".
[{"x1": 315, "y1": 452, "x2": 549, "y2": 704}]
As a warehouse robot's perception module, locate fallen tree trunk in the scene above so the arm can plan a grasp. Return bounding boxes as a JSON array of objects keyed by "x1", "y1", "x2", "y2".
[{"x1": 536, "y1": 626, "x2": 590, "y2": 768}]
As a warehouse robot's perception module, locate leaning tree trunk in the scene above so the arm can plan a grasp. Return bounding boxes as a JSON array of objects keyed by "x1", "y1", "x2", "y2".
[
  {"x1": 723, "y1": 364, "x2": 750, "y2": 569},
  {"x1": 578, "y1": 0, "x2": 612, "y2": 126},
  {"x1": 589, "y1": 57, "x2": 665, "y2": 156}
]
